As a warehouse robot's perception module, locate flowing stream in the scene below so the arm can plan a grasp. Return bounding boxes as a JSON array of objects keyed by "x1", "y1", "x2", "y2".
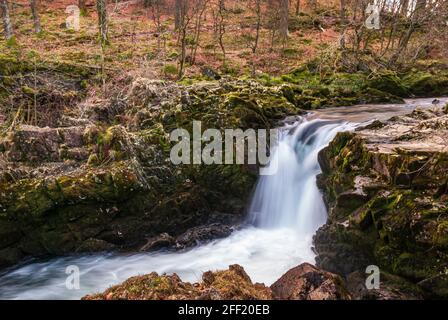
[{"x1": 0, "y1": 98, "x2": 445, "y2": 300}]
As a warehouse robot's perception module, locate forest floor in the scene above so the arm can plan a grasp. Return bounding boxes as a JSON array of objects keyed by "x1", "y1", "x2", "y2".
[{"x1": 1, "y1": 0, "x2": 343, "y2": 82}]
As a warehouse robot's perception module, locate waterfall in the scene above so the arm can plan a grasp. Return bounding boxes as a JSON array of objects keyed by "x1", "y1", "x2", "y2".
[
  {"x1": 0, "y1": 118, "x2": 353, "y2": 300},
  {"x1": 249, "y1": 119, "x2": 352, "y2": 232}
]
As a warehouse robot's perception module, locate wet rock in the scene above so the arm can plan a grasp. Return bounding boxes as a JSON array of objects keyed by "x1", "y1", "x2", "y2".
[
  {"x1": 0, "y1": 220, "x2": 22, "y2": 249},
  {"x1": 314, "y1": 224, "x2": 375, "y2": 276},
  {"x1": 418, "y1": 275, "x2": 448, "y2": 299},
  {"x1": 139, "y1": 233, "x2": 175, "y2": 252},
  {"x1": 346, "y1": 270, "x2": 423, "y2": 300},
  {"x1": 332, "y1": 191, "x2": 368, "y2": 219},
  {"x1": 270, "y1": 263, "x2": 351, "y2": 300},
  {"x1": 175, "y1": 223, "x2": 233, "y2": 249}
]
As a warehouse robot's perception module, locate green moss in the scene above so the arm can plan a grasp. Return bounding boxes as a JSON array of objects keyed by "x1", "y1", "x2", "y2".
[
  {"x1": 0, "y1": 162, "x2": 143, "y2": 219},
  {"x1": 402, "y1": 71, "x2": 448, "y2": 97},
  {"x1": 391, "y1": 252, "x2": 440, "y2": 280},
  {"x1": 367, "y1": 71, "x2": 409, "y2": 98},
  {"x1": 163, "y1": 64, "x2": 178, "y2": 76},
  {"x1": 434, "y1": 220, "x2": 448, "y2": 247}
]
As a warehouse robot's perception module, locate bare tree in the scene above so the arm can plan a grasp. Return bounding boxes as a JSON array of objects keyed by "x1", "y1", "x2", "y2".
[
  {"x1": 340, "y1": 0, "x2": 346, "y2": 19},
  {"x1": 338, "y1": 0, "x2": 447, "y2": 70},
  {"x1": 250, "y1": 0, "x2": 262, "y2": 76},
  {"x1": 149, "y1": 0, "x2": 166, "y2": 53},
  {"x1": 295, "y1": 0, "x2": 300, "y2": 15},
  {"x1": 400, "y1": 0, "x2": 409, "y2": 15},
  {"x1": 96, "y1": 0, "x2": 109, "y2": 45},
  {"x1": 190, "y1": 0, "x2": 210, "y2": 65},
  {"x1": 217, "y1": 0, "x2": 227, "y2": 66},
  {"x1": 266, "y1": 0, "x2": 280, "y2": 50},
  {"x1": 177, "y1": 0, "x2": 192, "y2": 78},
  {"x1": 279, "y1": 0, "x2": 289, "y2": 44},
  {"x1": 0, "y1": 0, "x2": 13, "y2": 40},
  {"x1": 29, "y1": 0, "x2": 42, "y2": 33},
  {"x1": 174, "y1": 0, "x2": 186, "y2": 30}
]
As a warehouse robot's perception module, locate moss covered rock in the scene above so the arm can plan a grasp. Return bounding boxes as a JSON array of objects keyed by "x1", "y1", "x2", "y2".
[
  {"x1": 315, "y1": 108, "x2": 448, "y2": 298},
  {"x1": 83, "y1": 264, "x2": 273, "y2": 300}
]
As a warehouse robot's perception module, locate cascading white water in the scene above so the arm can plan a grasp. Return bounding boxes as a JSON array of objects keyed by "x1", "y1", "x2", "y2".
[
  {"x1": 249, "y1": 119, "x2": 352, "y2": 231},
  {"x1": 0, "y1": 118, "x2": 353, "y2": 300}
]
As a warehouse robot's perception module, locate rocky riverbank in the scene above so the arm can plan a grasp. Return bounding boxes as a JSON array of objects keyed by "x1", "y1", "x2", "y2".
[
  {"x1": 83, "y1": 263, "x2": 351, "y2": 300},
  {"x1": 315, "y1": 106, "x2": 448, "y2": 299}
]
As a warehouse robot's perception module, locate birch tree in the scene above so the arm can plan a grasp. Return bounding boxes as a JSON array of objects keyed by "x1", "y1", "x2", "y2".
[
  {"x1": 0, "y1": 0, "x2": 13, "y2": 40},
  {"x1": 29, "y1": 0, "x2": 42, "y2": 34},
  {"x1": 96, "y1": 0, "x2": 109, "y2": 45}
]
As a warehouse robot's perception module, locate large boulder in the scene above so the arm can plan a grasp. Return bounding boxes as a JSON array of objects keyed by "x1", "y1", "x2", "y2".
[{"x1": 270, "y1": 263, "x2": 351, "y2": 300}]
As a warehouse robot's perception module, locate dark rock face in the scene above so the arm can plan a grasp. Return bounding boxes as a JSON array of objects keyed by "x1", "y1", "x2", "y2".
[
  {"x1": 346, "y1": 270, "x2": 424, "y2": 300},
  {"x1": 314, "y1": 108, "x2": 448, "y2": 299},
  {"x1": 270, "y1": 263, "x2": 351, "y2": 300}
]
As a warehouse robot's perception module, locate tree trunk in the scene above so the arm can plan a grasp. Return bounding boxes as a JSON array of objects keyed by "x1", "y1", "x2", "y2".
[
  {"x1": 29, "y1": 0, "x2": 41, "y2": 33},
  {"x1": 295, "y1": 0, "x2": 300, "y2": 16},
  {"x1": 217, "y1": 0, "x2": 226, "y2": 66},
  {"x1": 174, "y1": 0, "x2": 183, "y2": 30},
  {"x1": 0, "y1": 0, "x2": 13, "y2": 40},
  {"x1": 340, "y1": 0, "x2": 346, "y2": 19},
  {"x1": 400, "y1": 0, "x2": 409, "y2": 16},
  {"x1": 414, "y1": 0, "x2": 426, "y2": 18},
  {"x1": 96, "y1": 0, "x2": 108, "y2": 44},
  {"x1": 279, "y1": 0, "x2": 289, "y2": 43}
]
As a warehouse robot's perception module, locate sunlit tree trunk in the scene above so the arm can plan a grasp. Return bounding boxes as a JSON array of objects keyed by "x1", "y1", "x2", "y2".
[
  {"x1": 0, "y1": 0, "x2": 13, "y2": 40},
  {"x1": 29, "y1": 0, "x2": 42, "y2": 33}
]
